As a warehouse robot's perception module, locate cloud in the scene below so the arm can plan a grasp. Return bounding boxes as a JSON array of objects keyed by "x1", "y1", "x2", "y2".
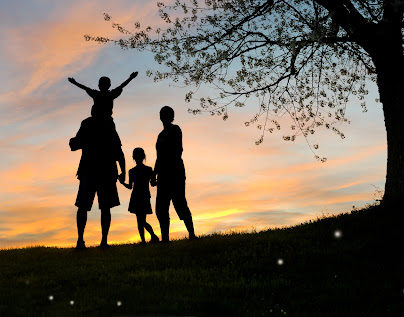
[{"x1": 0, "y1": 0, "x2": 161, "y2": 121}]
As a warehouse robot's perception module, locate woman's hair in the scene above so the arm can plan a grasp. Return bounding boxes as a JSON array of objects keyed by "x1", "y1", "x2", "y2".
[
  {"x1": 132, "y1": 147, "x2": 146, "y2": 162},
  {"x1": 160, "y1": 106, "x2": 175, "y2": 123}
]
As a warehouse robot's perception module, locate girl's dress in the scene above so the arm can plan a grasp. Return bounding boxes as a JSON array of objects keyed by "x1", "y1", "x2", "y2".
[{"x1": 128, "y1": 165, "x2": 153, "y2": 215}]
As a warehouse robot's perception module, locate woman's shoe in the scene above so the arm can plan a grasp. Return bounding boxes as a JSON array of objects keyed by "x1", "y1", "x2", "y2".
[
  {"x1": 99, "y1": 241, "x2": 109, "y2": 249},
  {"x1": 75, "y1": 240, "x2": 86, "y2": 250}
]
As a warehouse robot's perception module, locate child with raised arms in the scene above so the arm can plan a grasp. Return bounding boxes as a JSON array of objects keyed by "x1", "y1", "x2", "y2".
[{"x1": 68, "y1": 72, "x2": 138, "y2": 119}]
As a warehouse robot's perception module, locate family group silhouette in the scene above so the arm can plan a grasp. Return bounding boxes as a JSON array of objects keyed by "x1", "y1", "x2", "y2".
[{"x1": 68, "y1": 72, "x2": 196, "y2": 249}]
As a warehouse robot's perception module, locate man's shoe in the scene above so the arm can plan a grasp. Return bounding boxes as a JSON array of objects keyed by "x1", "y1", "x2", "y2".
[{"x1": 76, "y1": 240, "x2": 86, "y2": 250}]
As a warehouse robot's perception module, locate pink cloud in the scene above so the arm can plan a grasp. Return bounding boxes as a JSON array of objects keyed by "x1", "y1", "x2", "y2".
[{"x1": 0, "y1": 0, "x2": 161, "y2": 105}]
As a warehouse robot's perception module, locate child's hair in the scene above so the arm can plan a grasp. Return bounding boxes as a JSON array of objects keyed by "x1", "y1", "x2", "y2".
[
  {"x1": 98, "y1": 76, "x2": 111, "y2": 91},
  {"x1": 133, "y1": 147, "x2": 146, "y2": 163}
]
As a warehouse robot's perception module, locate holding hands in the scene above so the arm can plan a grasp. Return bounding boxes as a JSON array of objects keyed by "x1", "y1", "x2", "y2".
[
  {"x1": 118, "y1": 173, "x2": 126, "y2": 184},
  {"x1": 119, "y1": 172, "x2": 132, "y2": 190},
  {"x1": 150, "y1": 174, "x2": 157, "y2": 187}
]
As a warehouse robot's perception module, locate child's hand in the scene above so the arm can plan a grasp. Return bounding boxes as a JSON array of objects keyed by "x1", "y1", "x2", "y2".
[
  {"x1": 68, "y1": 77, "x2": 76, "y2": 84},
  {"x1": 130, "y1": 72, "x2": 138, "y2": 79},
  {"x1": 118, "y1": 173, "x2": 125, "y2": 184},
  {"x1": 150, "y1": 178, "x2": 157, "y2": 187}
]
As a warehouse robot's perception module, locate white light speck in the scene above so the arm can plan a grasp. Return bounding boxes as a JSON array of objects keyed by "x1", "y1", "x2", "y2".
[
  {"x1": 334, "y1": 230, "x2": 342, "y2": 239},
  {"x1": 70, "y1": 300, "x2": 74, "y2": 306},
  {"x1": 48, "y1": 295, "x2": 54, "y2": 301},
  {"x1": 277, "y1": 258, "x2": 284, "y2": 265},
  {"x1": 117, "y1": 301, "x2": 122, "y2": 307}
]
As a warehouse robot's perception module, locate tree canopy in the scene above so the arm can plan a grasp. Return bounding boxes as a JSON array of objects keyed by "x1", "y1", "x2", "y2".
[
  {"x1": 85, "y1": 0, "x2": 404, "y2": 203},
  {"x1": 86, "y1": 0, "x2": 393, "y2": 161}
]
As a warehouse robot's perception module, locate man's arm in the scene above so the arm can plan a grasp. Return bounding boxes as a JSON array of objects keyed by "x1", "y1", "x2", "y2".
[
  {"x1": 115, "y1": 72, "x2": 138, "y2": 90},
  {"x1": 68, "y1": 77, "x2": 91, "y2": 91},
  {"x1": 69, "y1": 118, "x2": 90, "y2": 151},
  {"x1": 117, "y1": 148, "x2": 126, "y2": 183},
  {"x1": 120, "y1": 171, "x2": 132, "y2": 189}
]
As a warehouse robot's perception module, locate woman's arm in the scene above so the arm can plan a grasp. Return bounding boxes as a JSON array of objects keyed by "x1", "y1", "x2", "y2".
[{"x1": 150, "y1": 168, "x2": 157, "y2": 187}]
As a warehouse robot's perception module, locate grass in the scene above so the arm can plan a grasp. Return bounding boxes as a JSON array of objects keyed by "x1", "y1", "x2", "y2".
[{"x1": 0, "y1": 203, "x2": 403, "y2": 316}]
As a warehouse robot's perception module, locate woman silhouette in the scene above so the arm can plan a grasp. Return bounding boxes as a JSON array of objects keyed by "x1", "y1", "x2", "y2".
[{"x1": 154, "y1": 106, "x2": 196, "y2": 242}]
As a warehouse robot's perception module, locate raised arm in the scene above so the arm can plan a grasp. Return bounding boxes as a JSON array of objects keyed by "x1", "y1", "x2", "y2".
[
  {"x1": 68, "y1": 77, "x2": 91, "y2": 91},
  {"x1": 116, "y1": 72, "x2": 138, "y2": 90}
]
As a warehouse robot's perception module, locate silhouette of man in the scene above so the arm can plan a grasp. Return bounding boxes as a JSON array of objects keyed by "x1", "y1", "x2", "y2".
[
  {"x1": 154, "y1": 106, "x2": 196, "y2": 242},
  {"x1": 70, "y1": 117, "x2": 126, "y2": 249}
]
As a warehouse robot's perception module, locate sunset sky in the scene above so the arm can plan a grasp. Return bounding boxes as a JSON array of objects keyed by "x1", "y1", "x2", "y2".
[{"x1": 0, "y1": 0, "x2": 386, "y2": 249}]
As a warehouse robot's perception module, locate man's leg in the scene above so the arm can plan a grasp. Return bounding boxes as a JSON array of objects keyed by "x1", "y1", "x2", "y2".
[
  {"x1": 98, "y1": 177, "x2": 119, "y2": 247},
  {"x1": 75, "y1": 177, "x2": 95, "y2": 249},
  {"x1": 76, "y1": 208, "x2": 87, "y2": 248},
  {"x1": 100, "y1": 208, "x2": 111, "y2": 246},
  {"x1": 172, "y1": 180, "x2": 196, "y2": 239},
  {"x1": 156, "y1": 184, "x2": 171, "y2": 242}
]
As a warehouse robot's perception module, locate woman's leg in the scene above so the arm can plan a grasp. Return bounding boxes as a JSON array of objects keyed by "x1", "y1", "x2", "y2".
[
  {"x1": 172, "y1": 180, "x2": 196, "y2": 239},
  {"x1": 156, "y1": 184, "x2": 170, "y2": 242},
  {"x1": 136, "y1": 214, "x2": 146, "y2": 243}
]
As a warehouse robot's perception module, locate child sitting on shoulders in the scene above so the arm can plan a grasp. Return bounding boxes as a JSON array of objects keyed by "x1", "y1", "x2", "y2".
[
  {"x1": 68, "y1": 72, "x2": 138, "y2": 118},
  {"x1": 68, "y1": 72, "x2": 138, "y2": 157},
  {"x1": 120, "y1": 147, "x2": 159, "y2": 244}
]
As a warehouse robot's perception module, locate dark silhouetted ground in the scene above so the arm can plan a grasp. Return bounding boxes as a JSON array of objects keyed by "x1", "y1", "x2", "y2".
[{"x1": 0, "y1": 204, "x2": 402, "y2": 316}]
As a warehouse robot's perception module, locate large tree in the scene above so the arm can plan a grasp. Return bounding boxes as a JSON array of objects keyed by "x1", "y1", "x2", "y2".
[{"x1": 87, "y1": 0, "x2": 404, "y2": 205}]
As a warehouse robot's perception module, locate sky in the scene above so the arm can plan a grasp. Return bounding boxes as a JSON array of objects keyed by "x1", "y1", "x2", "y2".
[{"x1": 0, "y1": 0, "x2": 386, "y2": 248}]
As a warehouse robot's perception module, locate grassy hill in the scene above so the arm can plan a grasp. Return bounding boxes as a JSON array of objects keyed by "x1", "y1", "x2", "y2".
[{"x1": 0, "y1": 204, "x2": 403, "y2": 316}]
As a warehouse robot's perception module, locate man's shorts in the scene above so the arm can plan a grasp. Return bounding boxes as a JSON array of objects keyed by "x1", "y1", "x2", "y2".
[{"x1": 75, "y1": 177, "x2": 120, "y2": 211}]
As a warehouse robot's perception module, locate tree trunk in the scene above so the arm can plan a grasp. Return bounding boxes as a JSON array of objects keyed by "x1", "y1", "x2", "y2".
[{"x1": 373, "y1": 48, "x2": 404, "y2": 206}]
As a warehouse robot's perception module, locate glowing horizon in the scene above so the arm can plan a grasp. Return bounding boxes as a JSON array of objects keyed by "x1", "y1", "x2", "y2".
[{"x1": 0, "y1": 0, "x2": 386, "y2": 249}]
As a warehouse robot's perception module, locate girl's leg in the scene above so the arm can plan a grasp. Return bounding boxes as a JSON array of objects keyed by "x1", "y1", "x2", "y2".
[
  {"x1": 144, "y1": 217, "x2": 159, "y2": 241},
  {"x1": 136, "y1": 214, "x2": 146, "y2": 243}
]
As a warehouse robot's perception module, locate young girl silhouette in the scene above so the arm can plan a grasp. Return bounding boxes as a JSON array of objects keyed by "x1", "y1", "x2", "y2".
[{"x1": 120, "y1": 147, "x2": 159, "y2": 244}]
